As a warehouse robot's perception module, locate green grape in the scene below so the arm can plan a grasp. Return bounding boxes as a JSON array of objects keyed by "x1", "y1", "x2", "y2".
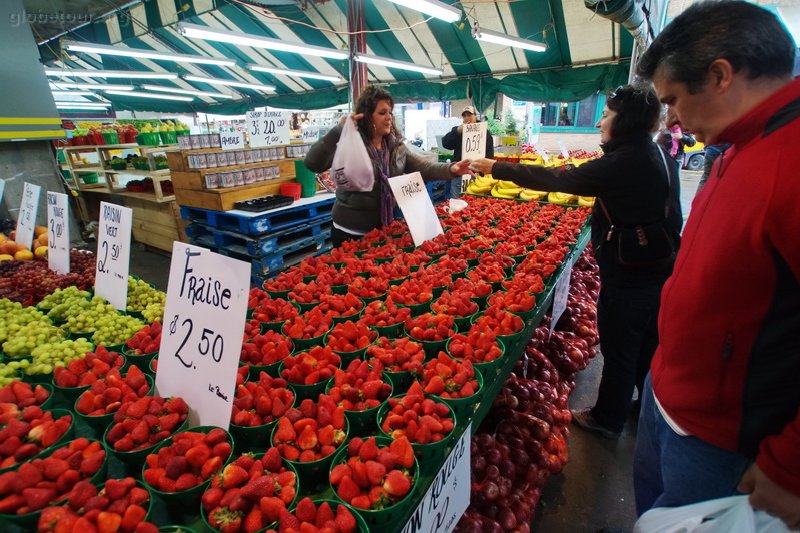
[
  {"x1": 126, "y1": 277, "x2": 166, "y2": 312},
  {"x1": 141, "y1": 302, "x2": 165, "y2": 324},
  {"x1": 0, "y1": 360, "x2": 28, "y2": 387},
  {"x1": 92, "y1": 314, "x2": 145, "y2": 346},
  {"x1": 1, "y1": 321, "x2": 65, "y2": 358},
  {"x1": 27, "y1": 338, "x2": 94, "y2": 376},
  {"x1": 62, "y1": 296, "x2": 116, "y2": 334},
  {"x1": 37, "y1": 287, "x2": 91, "y2": 311}
]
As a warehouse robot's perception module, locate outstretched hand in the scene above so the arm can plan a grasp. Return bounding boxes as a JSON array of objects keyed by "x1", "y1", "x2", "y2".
[
  {"x1": 738, "y1": 463, "x2": 800, "y2": 530},
  {"x1": 450, "y1": 159, "x2": 474, "y2": 177},
  {"x1": 470, "y1": 158, "x2": 496, "y2": 175}
]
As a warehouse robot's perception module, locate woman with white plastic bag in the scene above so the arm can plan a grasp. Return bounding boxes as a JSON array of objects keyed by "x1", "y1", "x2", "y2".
[{"x1": 305, "y1": 85, "x2": 472, "y2": 247}]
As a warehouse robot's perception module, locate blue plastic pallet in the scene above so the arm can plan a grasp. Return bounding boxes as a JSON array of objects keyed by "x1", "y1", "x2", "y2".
[
  {"x1": 251, "y1": 240, "x2": 332, "y2": 287},
  {"x1": 185, "y1": 218, "x2": 331, "y2": 257},
  {"x1": 211, "y1": 235, "x2": 331, "y2": 277},
  {"x1": 180, "y1": 197, "x2": 335, "y2": 235}
]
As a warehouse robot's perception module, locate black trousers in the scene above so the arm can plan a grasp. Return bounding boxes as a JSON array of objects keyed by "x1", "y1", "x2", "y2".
[
  {"x1": 592, "y1": 283, "x2": 663, "y2": 433},
  {"x1": 331, "y1": 226, "x2": 364, "y2": 248}
]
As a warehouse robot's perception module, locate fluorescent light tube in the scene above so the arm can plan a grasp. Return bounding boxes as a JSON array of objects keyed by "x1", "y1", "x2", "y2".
[
  {"x1": 247, "y1": 65, "x2": 343, "y2": 82},
  {"x1": 184, "y1": 75, "x2": 275, "y2": 91},
  {"x1": 104, "y1": 90, "x2": 194, "y2": 101},
  {"x1": 45, "y1": 69, "x2": 178, "y2": 80},
  {"x1": 50, "y1": 82, "x2": 134, "y2": 91},
  {"x1": 473, "y1": 28, "x2": 546, "y2": 52},
  {"x1": 178, "y1": 22, "x2": 348, "y2": 61},
  {"x1": 64, "y1": 42, "x2": 236, "y2": 67},
  {"x1": 387, "y1": 0, "x2": 461, "y2": 23},
  {"x1": 141, "y1": 84, "x2": 235, "y2": 99},
  {"x1": 354, "y1": 54, "x2": 442, "y2": 76},
  {"x1": 51, "y1": 90, "x2": 97, "y2": 97},
  {"x1": 56, "y1": 102, "x2": 112, "y2": 109}
]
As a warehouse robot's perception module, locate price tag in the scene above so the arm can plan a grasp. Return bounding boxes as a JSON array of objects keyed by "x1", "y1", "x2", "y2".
[
  {"x1": 0, "y1": 180, "x2": 5, "y2": 204},
  {"x1": 46, "y1": 192, "x2": 70, "y2": 274},
  {"x1": 459, "y1": 175, "x2": 474, "y2": 195},
  {"x1": 400, "y1": 423, "x2": 471, "y2": 533},
  {"x1": 557, "y1": 140, "x2": 570, "y2": 159},
  {"x1": 550, "y1": 259, "x2": 573, "y2": 337},
  {"x1": 155, "y1": 243, "x2": 250, "y2": 429},
  {"x1": 94, "y1": 202, "x2": 132, "y2": 311},
  {"x1": 302, "y1": 127, "x2": 320, "y2": 143},
  {"x1": 388, "y1": 172, "x2": 443, "y2": 246},
  {"x1": 15, "y1": 182, "x2": 41, "y2": 250},
  {"x1": 461, "y1": 122, "x2": 487, "y2": 161},
  {"x1": 220, "y1": 131, "x2": 245, "y2": 151},
  {"x1": 533, "y1": 142, "x2": 550, "y2": 163},
  {"x1": 247, "y1": 110, "x2": 291, "y2": 147}
]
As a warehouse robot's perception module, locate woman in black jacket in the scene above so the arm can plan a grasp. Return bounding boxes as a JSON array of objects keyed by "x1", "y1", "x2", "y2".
[{"x1": 471, "y1": 84, "x2": 683, "y2": 439}]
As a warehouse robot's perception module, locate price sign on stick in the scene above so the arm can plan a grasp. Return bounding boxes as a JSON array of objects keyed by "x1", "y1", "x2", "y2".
[
  {"x1": 302, "y1": 127, "x2": 320, "y2": 143},
  {"x1": 15, "y1": 182, "x2": 41, "y2": 250},
  {"x1": 557, "y1": 140, "x2": 570, "y2": 160},
  {"x1": 533, "y1": 142, "x2": 550, "y2": 163},
  {"x1": 247, "y1": 110, "x2": 291, "y2": 147},
  {"x1": 461, "y1": 122, "x2": 487, "y2": 161},
  {"x1": 388, "y1": 172, "x2": 443, "y2": 246},
  {"x1": 155, "y1": 243, "x2": 250, "y2": 429},
  {"x1": 94, "y1": 202, "x2": 132, "y2": 311},
  {"x1": 550, "y1": 259, "x2": 573, "y2": 337},
  {"x1": 46, "y1": 192, "x2": 70, "y2": 274},
  {"x1": 0, "y1": 180, "x2": 6, "y2": 205},
  {"x1": 220, "y1": 131, "x2": 245, "y2": 150}
]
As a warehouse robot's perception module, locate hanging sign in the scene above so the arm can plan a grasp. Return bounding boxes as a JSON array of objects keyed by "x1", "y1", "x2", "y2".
[
  {"x1": 155, "y1": 243, "x2": 250, "y2": 429},
  {"x1": 461, "y1": 122, "x2": 487, "y2": 161},
  {"x1": 388, "y1": 172, "x2": 443, "y2": 246},
  {"x1": 15, "y1": 182, "x2": 41, "y2": 250},
  {"x1": 247, "y1": 110, "x2": 291, "y2": 147},
  {"x1": 46, "y1": 192, "x2": 70, "y2": 274},
  {"x1": 302, "y1": 127, "x2": 320, "y2": 143},
  {"x1": 94, "y1": 201, "x2": 132, "y2": 311},
  {"x1": 550, "y1": 259, "x2": 573, "y2": 336},
  {"x1": 220, "y1": 131, "x2": 245, "y2": 151}
]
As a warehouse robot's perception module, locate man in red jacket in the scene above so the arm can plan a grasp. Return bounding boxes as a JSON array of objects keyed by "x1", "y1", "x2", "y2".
[{"x1": 635, "y1": 1, "x2": 800, "y2": 529}]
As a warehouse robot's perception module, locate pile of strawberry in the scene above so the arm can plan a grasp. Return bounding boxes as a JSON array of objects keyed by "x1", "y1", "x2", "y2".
[
  {"x1": 282, "y1": 310, "x2": 332, "y2": 340},
  {"x1": 0, "y1": 438, "x2": 105, "y2": 515},
  {"x1": 359, "y1": 298, "x2": 411, "y2": 329},
  {"x1": 387, "y1": 279, "x2": 433, "y2": 306},
  {"x1": 347, "y1": 276, "x2": 388, "y2": 300},
  {"x1": 405, "y1": 313, "x2": 456, "y2": 343},
  {"x1": 478, "y1": 251, "x2": 515, "y2": 270},
  {"x1": 240, "y1": 331, "x2": 293, "y2": 367},
  {"x1": 124, "y1": 321, "x2": 162, "y2": 355},
  {"x1": 366, "y1": 261, "x2": 411, "y2": 283},
  {"x1": 446, "y1": 244, "x2": 480, "y2": 263},
  {"x1": 0, "y1": 407, "x2": 72, "y2": 468},
  {"x1": 447, "y1": 330, "x2": 503, "y2": 363},
  {"x1": 37, "y1": 478, "x2": 155, "y2": 533},
  {"x1": 488, "y1": 289, "x2": 536, "y2": 313},
  {"x1": 53, "y1": 346, "x2": 125, "y2": 389},
  {"x1": 327, "y1": 359, "x2": 392, "y2": 412},
  {"x1": 296, "y1": 256, "x2": 329, "y2": 278},
  {"x1": 251, "y1": 298, "x2": 298, "y2": 325},
  {"x1": 273, "y1": 395, "x2": 347, "y2": 463},
  {"x1": 231, "y1": 373, "x2": 294, "y2": 427},
  {"x1": 431, "y1": 291, "x2": 479, "y2": 319},
  {"x1": 315, "y1": 267, "x2": 353, "y2": 288},
  {"x1": 280, "y1": 346, "x2": 340, "y2": 386},
  {"x1": 410, "y1": 265, "x2": 452, "y2": 290},
  {"x1": 471, "y1": 306, "x2": 524, "y2": 337},
  {"x1": 315, "y1": 293, "x2": 364, "y2": 321},
  {"x1": 493, "y1": 241, "x2": 528, "y2": 258},
  {"x1": 75, "y1": 366, "x2": 150, "y2": 417},
  {"x1": 421, "y1": 353, "x2": 479, "y2": 399},
  {"x1": 247, "y1": 288, "x2": 271, "y2": 309},
  {"x1": 381, "y1": 382, "x2": 454, "y2": 444},
  {"x1": 449, "y1": 278, "x2": 493, "y2": 300},
  {"x1": 270, "y1": 497, "x2": 358, "y2": 533},
  {"x1": 288, "y1": 281, "x2": 332, "y2": 305},
  {"x1": 463, "y1": 236, "x2": 494, "y2": 251},
  {"x1": 0, "y1": 381, "x2": 51, "y2": 424},
  {"x1": 243, "y1": 319, "x2": 263, "y2": 342},
  {"x1": 105, "y1": 396, "x2": 188, "y2": 453},
  {"x1": 395, "y1": 251, "x2": 432, "y2": 271},
  {"x1": 501, "y1": 272, "x2": 545, "y2": 294},
  {"x1": 467, "y1": 263, "x2": 507, "y2": 284},
  {"x1": 330, "y1": 436, "x2": 415, "y2": 511},
  {"x1": 431, "y1": 256, "x2": 468, "y2": 276},
  {"x1": 143, "y1": 428, "x2": 232, "y2": 493},
  {"x1": 202, "y1": 448, "x2": 297, "y2": 533},
  {"x1": 325, "y1": 321, "x2": 376, "y2": 354},
  {"x1": 263, "y1": 270, "x2": 305, "y2": 294},
  {"x1": 366, "y1": 337, "x2": 425, "y2": 375},
  {"x1": 361, "y1": 243, "x2": 397, "y2": 262}
]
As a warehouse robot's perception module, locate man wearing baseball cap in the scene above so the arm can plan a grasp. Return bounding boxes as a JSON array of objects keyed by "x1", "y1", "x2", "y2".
[{"x1": 441, "y1": 105, "x2": 494, "y2": 197}]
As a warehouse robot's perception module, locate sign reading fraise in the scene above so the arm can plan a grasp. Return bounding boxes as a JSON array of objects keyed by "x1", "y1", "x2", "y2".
[
  {"x1": 388, "y1": 172, "x2": 443, "y2": 246},
  {"x1": 155, "y1": 243, "x2": 249, "y2": 429},
  {"x1": 15, "y1": 182, "x2": 41, "y2": 250},
  {"x1": 247, "y1": 110, "x2": 291, "y2": 147},
  {"x1": 220, "y1": 131, "x2": 245, "y2": 151},
  {"x1": 94, "y1": 201, "x2": 132, "y2": 311},
  {"x1": 46, "y1": 192, "x2": 70, "y2": 274}
]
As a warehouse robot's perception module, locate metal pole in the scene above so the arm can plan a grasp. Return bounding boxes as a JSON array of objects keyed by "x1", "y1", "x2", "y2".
[{"x1": 348, "y1": 0, "x2": 368, "y2": 106}]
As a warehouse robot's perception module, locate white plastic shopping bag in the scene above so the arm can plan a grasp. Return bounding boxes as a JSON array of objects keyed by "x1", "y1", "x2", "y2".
[
  {"x1": 330, "y1": 119, "x2": 374, "y2": 192},
  {"x1": 633, "y1": 495, "x2": 789, "y2": 533}
]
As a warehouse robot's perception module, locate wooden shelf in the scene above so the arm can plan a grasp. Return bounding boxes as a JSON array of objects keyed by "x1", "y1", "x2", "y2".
[
  {"x1": 175, "y1": 176, "x2": 295, "y2": 211},
  {"x1": 82, "y1": 187, "x2": 175, "y2": 203},
  {"x1": 196, "y1": 160, "x2": 290, "y2": 176},
  {"x1": 102, "y1": 168, "x2": 171, "y2": 176},
  {"x1": 71, "y1": 166, "x2": 104, "y2": 173}
]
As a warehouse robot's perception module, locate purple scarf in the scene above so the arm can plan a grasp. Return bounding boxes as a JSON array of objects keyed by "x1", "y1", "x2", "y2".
[{"x1": 367, "y1": 139, "x2": 394, "y2": 227}]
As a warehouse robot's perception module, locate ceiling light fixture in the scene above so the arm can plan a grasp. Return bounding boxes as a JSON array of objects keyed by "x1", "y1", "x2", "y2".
[
  {"x1": 473, "y1": 28, "x2": 546, "y2": 52},
  {"x1": 55, "y1": 102, "x2": 112, "y2": 109},
  {"x1": 49, "y1": 82, "x2": 134, "y2": 91},
  {"x1": 386, "y1": 0, "x2": 461, "y2": 23},
  {"x1": 354, "y1": 54, "x2": 443, "y2": 76},
  {"x1": 64, "y1": 42, "x2": 236, "y2": 67},
  {"x1": 51, "y1": 90, "x2": 97, "y2": 97},
  {"x1": 45, "y1": 68, "x2": 178, "y2": 80},
  {"x1": 178, "y1": 22, "x2": 349, "y2": 61},
  {"x1": 247, "y1": 65, "x2": 343, "y2": 82},
  {"x1": 104, "y1": 90, "x2": 194, "y2": 101},
  {"x1": 184, "y1": 75, "x2": 275, "y2": 92},
  {"x1": 141, "y1": 84, "x2": 235, "y2": 99}
]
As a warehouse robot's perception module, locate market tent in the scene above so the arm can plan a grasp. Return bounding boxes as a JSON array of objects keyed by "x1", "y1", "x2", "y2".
[{"x1": 39, "y1": 0, "x2": 634, "y2": 112}]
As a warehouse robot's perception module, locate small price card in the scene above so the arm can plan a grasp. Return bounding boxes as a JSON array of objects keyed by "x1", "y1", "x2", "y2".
[
  {"x1": 302, "y1": 127, "x2": 320, "y2": 143},
  {"x1": 94, "y1": 201, "x2": 132, "y2": 311},
  {"x1": 550, "y1": 259, "x2": 573, "y2": 336},
  {"x1": 461, "y1": 122, "x2": 487, "y2": 161},
  {"x1": 46, "y1": 192, "x2": 70, "y2": 274},
  {"x1": 15, "y1": 182, "x2": 41, "y2": 250},
  {"x1": 388, "y1": 172, "x2": 443, "y2": 246},
  {"x1": 220, "y1": 131, "x2": 245, "y2": 150}
]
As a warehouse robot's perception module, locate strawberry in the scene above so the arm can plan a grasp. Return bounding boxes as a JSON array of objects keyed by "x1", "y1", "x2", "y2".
[
  {"x1": 22, "y1": 487, "x2": 55, "y2": 511},
  {"x1": 259, "y1": 496, "x2": 284, "y2": 523},
  {"x1": 262, "y1": 447, "x2": 282, "y2": 473},
  {"x1": 201, "y1": 487, "x2": 223, "y2": 512},
  {"x1": 96, "y1": 511, "x2": 122, "y2": 533},
  {"x1": 390, "y1": 437, "x2": 415, "y2": 469},
  {"x1": 336, "y1": 476, "x2": 360, "y2": 503},
  {"x1": 278, "y1": 507, "x2": 300, "y2": 530},
  {"x1": 295, "y1": 497, "x2": 317, "y2": 523},
  {"x1": 121, "y1": 505, "x2": 147, "y2": 532},
  {"x1": 383, "y1": 470, "x2": 412, "y2": 498},
  {"x1": 221, "y1": 464, "x2": 249, "y2": 489},
  {"x1": 315, "y1": 501, "x2": 335, "y2": 527},
  {"x1": 240, "y1": 476, "x2": 273, "y2": 501},
  {"x1": 351, "y1": 494, "x2": 371, "y2": 509},
  {"x1": 201, "y1": 456, "x2": 224, "y2": 480},
  {"x1": 208, "y1": 506, "x2": 244, "y2": 533},
  {"x1": 334, "y1": 505, "x2": 357, "y2": 533},
  {"x1": 243, "y1": 507, "x2": 263, "y2": 533},
  {"x1": 365, "y1": 461, "x2": 387, "y2": 486},
  {"x1": 358, "y1": 438, "x2": 378, "y2": 461}
]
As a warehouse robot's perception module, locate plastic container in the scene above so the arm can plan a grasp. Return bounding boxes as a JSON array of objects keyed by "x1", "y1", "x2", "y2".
[
  {"x1": 271, "y1": 422, "x2": 348, "y2": 493},
  {"x1": 281, "y1": 182, "x2": 302, "y2": 201},
  {"x1": 293, "y1": 160, "x2": 318, "y2": 198},
  {"x1": 377, "y1": 399, "x2": 455, "y2": 469},
  {"x1": 229, "y1": 385, "x2": 295, "y2": 451},
  {"x1": 326, "y1": 377, "x2": 392, "y2": 437},
  {"x1": 81, "y1": 172, "x2": 99, "y2": 185},
  {"x1": 432, "y1": 371, "x2": 484, "y2": 424},
  {"x1": 104, "y1": 417, "x2": 189, "y2": 468},
  {"x1": 396, "y1": 300, "x2": 431, "y2": 317},
  {"x1": 159, "y1": 131, "x2": 178, "y2": 145},
  {"x1": 0, "y1": 408, "x2": 76, "y2": 476},
  {"x1": 369, "y1": 322, "x2": 404, "y2": 338},
  {"x1": 75, "y1": 374, "x2": 154, "y2": 435},
  {"x1": 101, "y1": 131, "x2": 119, "y2": 144},
  {"x1": 446, "y1": 337, "x2": 506, "y2": 379}
]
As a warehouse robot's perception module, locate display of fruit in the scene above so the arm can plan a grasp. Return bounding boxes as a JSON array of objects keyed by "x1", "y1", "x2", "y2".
[
  {"x1": 315, "y1": 293, "x2": 364, "y2": 320},
  {"x1": 421, "y1": 352, "x2": 479, "y2": 399},
  {"x1": 324, "y1": 321, "x2": 376, "y2": 353},
  {"x1": 471, "y1": 307, "x2": 524, "y2": 338},
  {"x1": 386, "y1": 279, "x2": 433, "y2": 306},
  {"x1": 519, "y1": 188, "x2": 548, "y2": 201},
  {"x1": 240, "y1": 331, "x2": 293, "y2": 367},
  {"x1": 345, "y1": 276, "x2": 388, "y2": 301},
  {"x1": 251, "y1": 298, "x2": 298, "y2": 324},
  {"x1": 75, "y1": 366, "x2": 150, "y2": 417},
  {"x1": 262, "y1": 269, "x2": 305, "y2": 294},
  {"x1": 26, "y1": 338, "x2": 94, "y2": 377},
  {"x1": 125, "y1": 321, "x2": 162, "y2": 355},
  {"x1": 288, "y1": 281, "x2": 332, "y2": 305},
  {"x1": 231, "y1": 372, "x2": 294, "y2": 427},
  {"x1": 465, "y1": 175, "x2": 497, "y2": 195},
  {"x1": 141, "y1": 302, "x2": 165, "y2": 324},
  {"x1": 316, "y1": 267, "x2": 354, "y2": 288},
  {"x1": 330, "y1": 436, "x2": 415, "y2": 510},
  {"x1": 143, "y1": 428, "x2": 232, "y2": 493},
  {"x1": 0, "y1": 254, "x2": 94, "y2": 306},
  {"x1": 380, "y1": 382, "x2": 454, "y2": 444},
  {"x1": 359, "y1": 298, "x2": 411, "y2": 329},
  {"x1": 488, "y1": 289, "x2": 537, "y2": 314},
  {"x1": 272, "y1": 395, "x2": 347, "y2": 463},
  {"x1": 280, "y1": 346, "x2": 341, "y2": 386},
  {"x1": 242, "y1": 319, "x2": 262, "y2": 342},
  {"x1": 467, "y1": 263, "x2": 507, "y2": 285},
  {"x1": 37, "y1": 287, "x2": 90, "y2": 311},
  {"x1": 281, "y1": 310, "x2": 332, "y2": 340},
  {"x1": 92, "y1": 313, "x2": 145, "y2": 346},
  {"x1": 449, "y1": 277, "x2": 493, "y2": 300},
  {"x1": 0, "y1": 381, "x2": 51, "y2": 419},
  {"x1": 366, "y1": 337, "x2": 425, "y2": 375},
  {"x1": 0, "y1": 407, "x2": 72, "y2": 468},
  {"x1": 53, "y1": 345, "x2": 125, "y2": 388},
  {"x1": 431, "y1": 291, "x2": 479, "y2": 318},
  {"x1": 327, "y1": 359, "x2": 391, "y2": 412},
  {"x1": 448, "y1": 330, "x2": 504, "y2": 364},
  {"x1": 430, "y1": 256, "x2": 468, "y2": 276},
  {"x1": 0, "y1": 438, "x2": 105, "y2": 516},
  {"x1": 37, "y1": 478, "x2": 156, "y2": 533},
  {"x1": 105, "y1": 396, "x2": 188, "y2": 452},
  {"x1": 365, "y1": 261, "x2": 410, "y2": 283},
  {"x1": 501, "y1": 273, "x2": 546, "y2": 294},
  {"x1": 61, "y1": 296, "x2": 117, "y2": 334},
  {"x1": 405, "y1": 313, "x2": 456, "y2": 342},
  {"x1": 1, "y1": 320, "x2": 64, "y2": 358},
  {"x1": 0, "y1": 360, "x2": 31, "y2": 387}
]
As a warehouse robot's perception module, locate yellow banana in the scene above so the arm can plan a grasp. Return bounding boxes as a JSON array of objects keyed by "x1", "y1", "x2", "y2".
[
  {"x1": 578, "y1": 196, "x2": 596, "y2": 207},
  {"x1": 491, "y1": 187, "x2": 518, "y2": 199}
]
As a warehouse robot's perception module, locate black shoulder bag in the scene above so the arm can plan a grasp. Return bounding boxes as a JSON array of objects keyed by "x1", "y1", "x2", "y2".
[{"x1": 597, "y1": 148, "x2": 677, "y2": 267}]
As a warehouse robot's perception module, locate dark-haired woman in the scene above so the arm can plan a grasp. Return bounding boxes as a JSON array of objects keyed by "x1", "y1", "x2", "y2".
[
  {"x1": 471, "y1": 84, "x2": 683, "y2": 438},
  {"x1": 305, "y1": 85, "x2": 472, "y2": 247}
]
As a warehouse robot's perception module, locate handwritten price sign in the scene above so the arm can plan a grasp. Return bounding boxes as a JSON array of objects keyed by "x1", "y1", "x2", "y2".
[
  {"x1": 302, "y1": 127, "x2": 320, "y2": 143},
  {"x1": 46, "y1": 192, "x2": 70, "y2": 274},
  {"x1": 94, "y1": 202, "x2": 132, "y2": 310},
  {"x1": 247, "y1": 110, "x2": 291, "y2": 147},
  {"x1": 220, "y1": 131, "x2": 245, "y2": 151},
  {"x1": 155, "y1": 243, "x2": 249, "y2": 429},
  {"x1": 15, "y1": 182, "x2": 41, "y2": 250},
  {"x1": 461, "y1": 122, "x2": 487, "y2": 161},
  {"x1": 388, "y1": 172, "x2": 443, "y2": 246}
]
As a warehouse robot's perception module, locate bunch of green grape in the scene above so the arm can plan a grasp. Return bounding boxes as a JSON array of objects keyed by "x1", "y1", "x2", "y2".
[
  {"x1": 27, "y1": 338, "x2": 94, "y2": 377},
  {"x1": 92, "y1": 314, "x2": 145, "y2": 346},
  {"x1": 126, "y1": 277, "x2": 166, "y2": 312},
  {"x1": 141, "y1": 302, "x2": 165, "y2": 324},
  {"x1": 46, "y1": 293, "x2": 95, "y2": 321},
  {"x1": 38, "y1": 287, "x2": 91, "y2": 311},
  {"x1": 2, "y1": 321, "x2": 65, "y2": 358},
  {"x1": 62, "y1": 297, "x2": 116, "y2": 334},
  {"x1": 0, "y1": 305, "x2": 49, "y2": 344},
  {"x1": 0, "y1": 299, "x2": 23, "y2": 316},
  {"x1": 0, "y1": 359, "x2": 30, "y2": 387}
]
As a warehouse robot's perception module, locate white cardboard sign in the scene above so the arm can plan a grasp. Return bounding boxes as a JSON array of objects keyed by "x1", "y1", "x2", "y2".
[
  {"x1": 46, "y1": 192, "x2": 70, "y2": 274},
  {"x1": 461, "y1": 122, "x2": 487, "y2": 161},
  {"x1": 533, "y1": 142, "x2": 550, "y2": 163},
  {"x1": 0, "y1": 180, "x2": 5, "y2": 205},
  {"x1": 557, "y1": 140, "x2": 570, "y2": 160},
  {"x1": 94, "y1": 202, "x2": 132, "y2": 311},
  {"x1": 400, "y1": 423, "x2": 471, "y2": 533},
  {"x1": 388, "y1": 172, "x2": 443, "y2": 246},
  {"x1": 220, "y1": 131, "x2": 245, "y2": 151},
  {"x1": 550, "y1": 259, "x2": 573, "y2": 336},
  {"x1": 155, "y1": 243, "x2": 250, "y2": 429},
  {"x1": 15, "y1": 182, "x2": 41, "y2": 250},
  {"x1": 302, "y1": 127, "x2": 320, "y2": 143},
  {"x1": 247, "y1": 110, "x2": 291, "y2": 147}
]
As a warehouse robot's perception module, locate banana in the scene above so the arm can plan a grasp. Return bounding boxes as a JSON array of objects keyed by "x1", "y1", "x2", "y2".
[
  {"x1": 519, "y1": 189, "x2": 548, "y2": 201},
  {"x1": 578, "y1": 196, "x2": 596, "y2": 207},
  {"x1": 497, "y1": 180, "x2": 519, "y2": 189},
  {"x1": 496, "y1": 186, "x2": 522, "y2": 196},
  {"x1": 491, "y1": 186, "x2": 518, "y2": 199}
]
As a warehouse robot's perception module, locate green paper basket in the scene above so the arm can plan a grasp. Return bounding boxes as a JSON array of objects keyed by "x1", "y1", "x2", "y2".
[
  {"x1": 432, "y1": 371, "x2": 484, "y2": 424},
  {"x1": 104, "y1": 417, "x2": 189, "y2": 468},
  {"x1": 75, "y1": 373, "x2": 154, "y2": 435},
  {"x1": 446, "y1": 337, "x2": 507, "y2": 379},
  {"x1": 377, "y1": 399, "x2": 455, "y2": 471},
  {"x1": 326, "y1": 378, "x2": 392, "y2": 437},
  {"x1": 369, "y1": 322, "x2": 404, "y2": 338},
  {"x1": 271, "y1": 422, "x2": 348, "y2": 493}
]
